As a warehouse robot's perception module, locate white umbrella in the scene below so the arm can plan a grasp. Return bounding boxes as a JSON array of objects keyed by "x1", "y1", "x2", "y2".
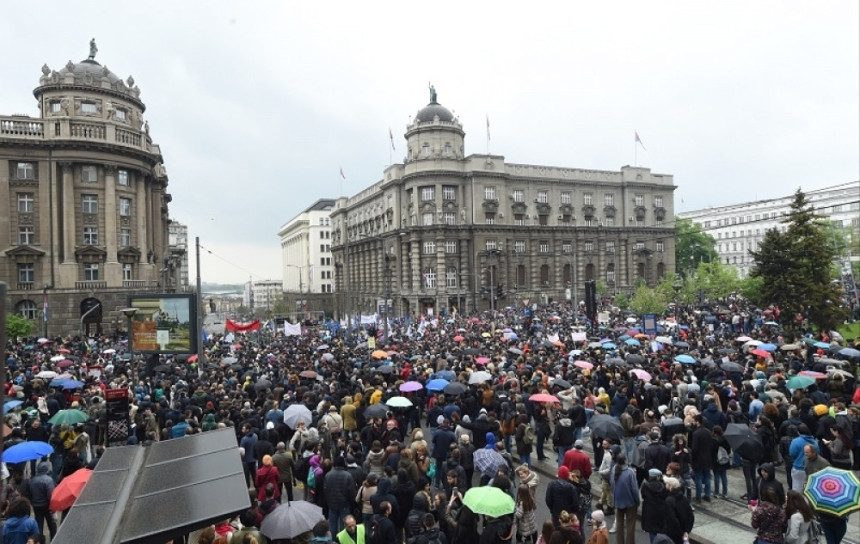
[
  {"x1": 468, "y1": 371, "x2": 493, "y2": 384},
  {"x1": 385, "y1": 396, "x2": 413, "y2": 408},
  {"x1": 50, "y1": 355, "x2": 65, "y2": 362},
  {"x1": 283, "y1": 404, "x2": 313, "y2": 429},
  {"x1": 102, "y1": 348, "x2": 116, "y2": 354},
  {"x1": 36, "y1": 370, "x2": 58, "y2": 379},
  {"x1": 743, "y1": 340, "x2": 762, "y2": 348},
  {"x1": 655, "y1": 336, "x2": 673, "y2": 344}
]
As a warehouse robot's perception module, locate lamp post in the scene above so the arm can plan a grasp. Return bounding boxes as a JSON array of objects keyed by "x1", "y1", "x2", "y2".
[
  {"x1": 120, "y1": 307, "x2": 138, "y2": 380},
  {"x1": 480, "y1": 248, "x2": 503, "y2": 313},
  {"x1": 285, "y1": 264, "x2": 304, "y2": 316}
]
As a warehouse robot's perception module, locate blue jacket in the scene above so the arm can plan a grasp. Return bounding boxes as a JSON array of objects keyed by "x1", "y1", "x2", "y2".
[
  {"x1": 2, "y1": 515, "x2": 40, "y2": 544},
  {"x1": 609, "y1": 465, "x2": 640, "y2": 509},
  {"x1": 788, "y1": 435, "x2": 818, "y2": 471},
  {"x1": 27, "y1": 462, "x2": 54, "y2": 508}
]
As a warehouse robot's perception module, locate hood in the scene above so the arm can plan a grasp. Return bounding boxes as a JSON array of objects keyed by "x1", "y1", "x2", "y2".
[
  {"x1": 37, "y1": 461, "x2": 51, "y2": 475},
  {"x1": 558, "y1": 417, "x2": 572, "y2": 427},
  {"x1": 412, "y1": 491, "x2": 429, "y2": 511},
  {"x1": 485, "y1": 432, "x2": 497, "y2": 447},
  {"x1": 759, "y1": 462, "x2": 775, "y2": 480},
  {"x1": 703, "y1": 403, "x2": 719, "y2": 413},
  {"x1": 376, "y1": 477, "x2": 392, "y2": 495},
  {"x1": 310, "y1": 455, "x2": 321, "y2": 468},
  {"x1": 367, "y1": 449, "x2": 385, "y2": 461}
]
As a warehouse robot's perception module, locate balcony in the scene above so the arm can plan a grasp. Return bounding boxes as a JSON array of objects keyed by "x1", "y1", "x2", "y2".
[
  {"x1": 0, "y1": 115, "x2": 157, "y2": 155},
  {"x1": 123, "y1": 280, "x2": 148, "y2": 288},
  {"x1": 76, "y1": 280, "x2": 107, "y2": 290},
  {"x1": 16, "y1": 282, "x2": 35, "y2": 290}
]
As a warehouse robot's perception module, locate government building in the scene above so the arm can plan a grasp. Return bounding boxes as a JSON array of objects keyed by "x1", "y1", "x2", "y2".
[
  {"x1": 0, "y1": 42, "x2": 178, "y2": 336},
  {"x1": 327, "y1": 90, "x2": 677, "y2": 318}
]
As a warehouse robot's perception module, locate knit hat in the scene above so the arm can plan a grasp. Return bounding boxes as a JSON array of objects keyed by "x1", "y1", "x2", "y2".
[
  {"x1": 814, "y1": 404, "x2": 829, "y2": 416},
  {"x1": 557, "y1": 466, "x2": 570, "y2": 480},
  {"x1": 648, "y1": 468, "x2": 662, "y2": 478},
  {"x1": 591, "y1": 510, "x2": 605, "y2": 524}
]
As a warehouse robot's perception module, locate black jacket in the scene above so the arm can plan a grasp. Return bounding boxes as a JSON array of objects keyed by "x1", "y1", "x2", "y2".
[
  {"x1": 640, "y1": 479, "x2": 668, "y2": 534},
  {"x1": 544, "y1": 478, "x2": 579, "y2": 523},
  {"x1": 323, "y1": 467, "x2": 357, "y2": 510},
  {"x1": 664, "y1": 488, "x2": 695, "y2": 544},
  {"x1": 643, "y1": 442, "x2": 673, "y2": 473},
  {"x1": 690, "y1": 426, "x2": 715, "y2": 471}
]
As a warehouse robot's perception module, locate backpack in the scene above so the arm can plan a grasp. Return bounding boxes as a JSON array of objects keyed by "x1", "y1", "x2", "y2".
[
  {"x1": 294, "y1": 455, "x2": 310, "y2": 486},
  {"x1": 716, "y1": 446, "x2": 730, "y2": 466},
  {"x1": 523, "y1": 424, "x2": 535, "y2": 445},
  {"x1": 307, "y1": 468, "x2": 316, "y2": 491},
  {"x1": 426, "y1": 458, "x2": 436, "y2": 480},
  {"x1": 807, "y1": 517, "x2": 823, "y2": 544},
  {"x1": 368, "y1": 516, "x2": 382, "y2": 544},
  {"x1": 575, "y1": 479, "x2": 592, "y2": 512}
]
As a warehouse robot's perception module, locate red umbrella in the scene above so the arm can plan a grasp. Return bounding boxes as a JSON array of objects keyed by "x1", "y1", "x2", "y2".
[
  {"x1": 56, "y1": 360, "x2": 75, "y2": 369},
  {"x1": 529, "y1": 393, "x2": 560, "y2": 404},
  {"x1": 187, "y1": 354, "x2": 198, "y2": 363},
  {"x1": 50, "y1": 468, "x2": 92, "y2": 511},
  {"x1": 453, "y1": 335, "x2": 465, "y2": 342},
  {"x1": 751, "y1": 348, "x2": 772, "y2": 358},
  {"x1": 799, "y1": 370, "x2": 827, "y2": 379}
]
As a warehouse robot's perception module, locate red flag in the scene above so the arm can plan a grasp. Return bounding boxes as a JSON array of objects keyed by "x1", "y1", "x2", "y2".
[{"x1": 225, "y1": 319, "x2": 261, "y2": 332}]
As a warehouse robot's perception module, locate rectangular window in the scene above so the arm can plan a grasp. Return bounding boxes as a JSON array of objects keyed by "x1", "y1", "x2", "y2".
[
  {"x1": 583, "y1": 193, "x2": 593, "y2": 206},
  {"x1": 604, "y1": 193, "x2": 614, "y2": 206},
  {"x1": 607, "y1": 269, "x2": 615, "y2": 283},
  {"x1": 484, "y1": 186, "x2": 497, "y2": 200},
  {"x1": 634, "y1": 194, "x2": 644, "y2": 206},
  {"x1": 421, "y1": 186, "x2": 434, "y2": 201},
  {"x1": 18, "y1": 263, "x2": 34, "y2": 283},
  {"x1": 51, "y1": 101, "x2": 62, "y2": 113},
  {"x1": 634, "y1": 241, "x2": 645, "y2": 250},
  {"x1": 514, "y1": 240, "x2": 526, "y2": 253},
  {"x1": 605, "y1": 217, "x2": 614, "y2": 227},
  {"x1": 83, "y1": 227, "x2": 98, "y2": 245},
  {"x1": 123, "y1": 263, "x2": 133, "y2": 281},
  {"x1": 654, "y1": 196, "x2": 663, "y2": 207},
  {"x1": 442, "y1": 186, "x2": 455, "y2": 200},
  {"x1": 120, "y1": 228, "x2": 131, "y2": 246},
  {"x1": 444, "y1": 212, "x2": 455, "y2": 225},
  {"x1": 485, "y1": 240, "x2": 497, "y2": 251},
  {"x1": 81, "y1": 102, "x2": 98, "y2": 114},
  {"x1": 118, "y1": 169, "x2": 129, "y2": 186},
  {"x1": 114, "y1": 108, "x2": 127, "y2": 121},
  {"x1": 485, "y1": 214, "x2": 495, "y2": 225},
  {"x1": 606, "y1": 241, "x2": 615, "y2": 254},
  {"x1": 560, "y1": 192, "x2": 571, "y2": 204},
  {"x1": 538, "y1": 215, "x2": 548, "y2": 226},
  {"x1": 560, "y1": 214, "x2": 571, "y2": 224},
  {"x1": 656, "y1": 241, "x2": 665, "y2": 252},
  {"x1": 537, "y1": 190, "x2": 548, "y2": 204},
  {"x1": 82, "y1": 195, "x2": 98, "y2": 214},
  {"x1": 444, "y1": 241, "x2": 457, "y2": 254},
  {"x1": 512, "y1": 189, "x2": 524, "y2": 203},
  {"x1": 16, "y1": 162, "x2": 35, "y2": 180},
  {"x1": 422, "y1": 213, "x2": 433, "y2": 226},
  {"x1": 562, "y1": 242, "x2": 572, "y2": 254},
  {"x1": 446, "y1": 267, "x2": 458, "y2": 288},
  {"x1": 423, "y1": 241, "x2": 436, "y2": 255},
  {"x1": 656, "y1": 220, "x2": 664, "y2": 227},
  {"x1": 636, "y1": 219, "x2": 645, "y2": 227},
  {"x1": 514, "y1": 214, "x2": 525, "y2": 226},
  {"x1": 17, "y1": 193, "x2": 34, "y2": 213},
  {"x1": 84, "y1": 263, "x2": 99, "y2": 281},
  {"x1": 584, "y1": 241, "x2": 594, "y2": 253},
  {"x1": 539, "y1": 241, "x2": 549, "y2": 253},
  {"x1": 119, "y1": 197, "x2": 132, "y2": 216},
  {"x1": 82, "y1": 165, "x2": 97, "y2": 182},
  {"x1": 18, "y1": 227, "x2": 34, "y2": 245}
]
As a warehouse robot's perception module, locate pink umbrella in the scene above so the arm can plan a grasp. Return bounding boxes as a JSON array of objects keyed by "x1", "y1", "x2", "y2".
[
  {"x1": 529, "y1": 393, "x2": 560, "y2": 404},
  {"x1": 475, "y1": 357, "x2": 490, "y2": 365},
  {"x1": 574, "y1": 360, "x2": 593, "y2": 370},
  {"x1": 630, "y1": 369, "x2": 652, "y2": 381},
  {"x1": 399, "y1": 381, "x2": 423, "y2": 392},
  {"x1": 799, "y1": 371, "x2": 827, "y2": 379},
  {"x1": 453, "y1": 335, "x2": 465, "y2": 342},
  {"x1": 751, "y1": 348, "x2": 772, "y2": 358},
  {"x1": 56, "y1": 360, "x2": 75, "y2": 369}
]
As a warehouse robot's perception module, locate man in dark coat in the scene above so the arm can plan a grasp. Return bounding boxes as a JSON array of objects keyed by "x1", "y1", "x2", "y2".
[
  {"x1": 640, "y1": 469, "x2": 668, "y2": 542},
  {"x1": 690, "y1": 414, "x2": 715, "y2": 503},
  {"x1": 324, "y1": 455, "x2": 357, "y2": 536},
  {"x1": 643, "y1": 430, "x2": 673, "y2": 474},
  {"x1": 544, "y1": 466, "x2": 579, "y2": 528}
]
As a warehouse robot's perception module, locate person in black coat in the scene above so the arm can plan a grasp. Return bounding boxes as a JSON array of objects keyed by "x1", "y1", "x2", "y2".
[
  {"x1": 545, "y1": 466, "x2": 579, "y2": 528},
  {"x1": 690, "y1": 415, "x2": 715, "y2": 502},
  {"x1": 663, "y1": 476, "x2": 694, "y2": 544},
  {"x1": 640, "y1": 469, "x2": 668, "y2": 541}
]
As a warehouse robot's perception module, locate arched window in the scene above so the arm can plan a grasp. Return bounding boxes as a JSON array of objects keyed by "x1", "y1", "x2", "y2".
[
  {"x1": 540, "y1": 265, "x2": 550, "y2": 286},
  {"x1": 517, "y1": 265, "x2": 526, "y2": 288},
  {"x1": 16, "y1": 300, "x2": 37, "y2": 320},
  {"x1": 657, "y1": 262, "x2": 665, "y2": 279},
  {"x1": 563, "y1": 263, "x2": 572, "y2": 285},
  {"x1": 423, "y1": 267, "x2": 436, "y2": 288},
  {"x1": 585, "y1": 263, "x2": 595, "y2": 281},
  {"x1": 637, "y1": 262, "x2": 645, "y2": 278},
  {"x1": 446, "y1": 266, "x2": 458, "y2": 288}
]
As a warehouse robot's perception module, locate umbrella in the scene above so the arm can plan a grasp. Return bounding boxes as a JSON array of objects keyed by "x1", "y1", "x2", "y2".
[
  {"x1": 102, "y1": 348, "x2": 116, "y2": 355},
  {"x1": 444, "y1": 382, "x2": 468, "y2": 395},
  {"x1": 49, "y1": 409, "x2": 89, "y2": 426},
  {"x1": 371, "y1": 350, "x2": 388, "y2": 359},
  {"x1": 720, "y1": 361, "x2": 744, "y2": 373},
  {"x1": 3, "y1": 400, "x2": 23, "y2": 414},
  {"x1": 260, "y1": 500, "x2": 325, "y2": 540},
  {"x1": 283, "y1": 404, "x2": 313, "y2": 429},
  {"x1": 589, "y1": 415, "x2": 624, "y2": 441},
  {"x1": 508, "y1": 347, "x2": 523, "y2": 355},
  {"x1": 481, "y1": 332, "x2": 492, "y2": 338},
  {"x1": 838, "y1": 347, "x2": 860, "y2": 360},
  {"x1": 299, "y1": 370, "x2": 318, "y2": 379},
  {"x1": 758, "y1": 343, "x2": 777, "y2": 352},
  {"x1": 475, "y1": 356, "x2": 491, "y2": 365},
  {"x1": 462, "y1": 486, "x2": 516, "y2": 517},
  {"x1": 187, "y1": 354, "x2": 198, "y2": 363},
  {"x1": 674, "y1": 341, "x2": 690, "y2": 348},
  {"x1": 36, "y1": 370, "x2": 58, "y2": 379},
  {"x1": 813, "y1": 341, "x2": 830, "y2": 349},
  {"x1": 630, "y1": 369, "x2": 651, "y2": 381},
  {"x1": 400, "y1": 381, "x2": 423, "y2": 393},
  {"x1": 453, "y1": 335, "x2": 465, "y2": 342},
  {"x1": 50, "y1": 355, "x2": 66, "y2": 362},
  {"x1": 655, "y1": 336, "x2": 673, "y2": 344},
  {"x1": 221, "y1": 356, "x2": 238, "y2": 365},
  {"x1": 804, "y1": 467, "x2": 860, "y2": 517},
  {"x1": 2, "y1": 441, "x2": 53, "y2": 463},
  {"x1": 764, "y1": 321, "x2": 780, "y2": 326},
  {"x1": 574, "y1": 360, "x2": 593, "y2": 370},
  {"x1": 799, "y1": 371, "x2": 827, "y2": 379},
  {"x1": 674, "y1": 354, "x2": 696, "y2": 364},
  {"x1": 62, "y1": 379, "x2": 86, "y2": 390},
  {"x1": 735, "y1": 335, "x2": 752, "y2": 342},
  {"x1": 363, "y1": 403, "x2": 389, "y2": 419},
  {"x1": 56, "y1": 360, "x2": 75, "y2": 369},
  {"x1": 152, "y1": 364, "x2": 171, "y2": 373},
  {"x1": 786, "y1": 375, "x2": 815, "y2": 390},
  {"x1": 606, "y1": 357, "x2": 627, "y2": 367},
  {"x1": 724, "y1": 423, "x2": 764, "y2": 460},
  {"x1": 468, "y1": 371, "x2": 492, "y2": 384},
  {"x1": 435, "y1": 370, "x2": 456, "y2": 381},
  {"x1": 463, "y1": 348, "x2": 482, "y2": 356},
  {"x1": 551, "y1": 378, "x2": 572, "y2": 389},
  {"x1": 374, "y1": 365, "x2": 394, "y2": 374},
  {"x1": 624, "y1": 338, "x2": 641, "y2": 347},
  {"x1": 50, "y1": 468, "x2": 93, "y2": 511},
  {"x1": 386, "y1": 396, "x2": 414, "y2": 408},
  {"x1": 529, "y1": 393, "x2": 559, "y2": 404},
  {"x1": 321, "y1": 353, "x2": 335, "y2": 362},
  {"x1": 751, "y1": 348, "x2": 772, "y2": 359},
  {"x1": 780, "y1": 344, "x2": 800, "y2": 351},
  {"x1": 473, "y1": 449, "x2": 508, "y2": 477},
  {"x1": 625, "y1": 353, "x2": 645, "y2": 365},
  {"x1": 316, "y1": 344, "x2": 330, "y2": 351},
  {"x1": 426, "y1": 379, "x2": 450, "y2": 392},
  {"x1": 255, "y1": 379, "x2": 272, "y2": 391},
  {"x1": 602, "y1": 342, "x2": 617, "y2": 350}
]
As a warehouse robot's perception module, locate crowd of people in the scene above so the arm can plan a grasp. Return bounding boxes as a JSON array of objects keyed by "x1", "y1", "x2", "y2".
[{"x1": 2, "y1": 297, "x2": 859, "y2": 544}]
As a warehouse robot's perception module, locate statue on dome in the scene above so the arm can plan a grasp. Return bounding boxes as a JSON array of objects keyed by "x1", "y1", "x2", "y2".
[
  {"x1": 428, "y1": 83, "x2": 437, "y2": 103},
  {"x1": 89, "y1": 38, "x2": 98, "y2": 60}
]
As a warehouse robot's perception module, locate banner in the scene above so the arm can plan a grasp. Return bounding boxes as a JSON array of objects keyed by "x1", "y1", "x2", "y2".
[
  {"x1": 571, "y1": 332, "x2": 587, "y2": 342},
  {"x1": 226, "y1": 319, "x2": 261, "y2": 332},
  {"x1": 105, "y1": 388, "x2": 130, "y2": 447},
  {"x1": 284, "y1": 322, "x2": 302, "y2": 336}
]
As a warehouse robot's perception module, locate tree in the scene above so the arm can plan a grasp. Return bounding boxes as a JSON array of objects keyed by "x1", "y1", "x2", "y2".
[
  {"x1": 749, "y1": 189, "x2": 847, "y2": 332},
  {"x1": 630, "y1": 284, "x2": 669, "y2": 316},
  {"x1": 614, "y1": 293, "x2": 630, "y2": 311},
  {"x1": 675, "y1": 218, "x2": 718, "y2": 278},
  {"x1": 6, "y1": 313, "x2": 34, "y2": 338},
  {"x1": 692, "y1": 260, "x2": 740, "y2": 300}
]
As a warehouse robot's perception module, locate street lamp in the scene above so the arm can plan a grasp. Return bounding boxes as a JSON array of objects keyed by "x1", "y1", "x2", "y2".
[
  {"x1": 120, "y1": 307, "x2": 138, "y2": 379},
  {"x1": 480, "y1": 248, "x2": 504, "y2": 313}
]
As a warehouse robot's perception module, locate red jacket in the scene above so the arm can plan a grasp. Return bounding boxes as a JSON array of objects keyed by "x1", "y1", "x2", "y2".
[
  {"x1": 254, "y1": 465, "x2": 281, "y2": 502},
  {"x1": 562, "y1": 447, "x2": 592, "y2": 480}
]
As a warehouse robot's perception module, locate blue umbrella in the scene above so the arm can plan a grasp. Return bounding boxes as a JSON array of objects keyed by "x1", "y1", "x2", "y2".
[
  {"x1": 62, "y1": 379, "x2": 86, "y2": 390},
  {"x1": 2, "y1": 441, "x2": 53, "y2": 463},
  {"x1": 838, "y1": 347, "x2": 860, "y2": 360},
  {"x1": 3, "y1": 400, "x2": 23, "y2": 414},
  {"x1": 426, "y1": 378, "x2": 450, "y2": 392},
  {"x1": 813, "y1": 342, "x2": 830, "y2": 349},
  {"x1": 618, "y1": 334, "x2": 631, "y2": 341},
  {"x1": 625, "y1": 338, "x2": 641, "y2": 347},
  {"x1": 50, "y1": 378, "x2": 68, "y2": 387},
  {"x1": 758, "y1": 343, "x2": 777, "y2": 352},
  {"x1": 435, "y1": 370, "x2": 456, "y2": 381},
  {"x1": 674, "y1": 341, "x2": 690, "y2": 348},
  {"x1": 602, "y1": 342, "x2": 617, "y2": 350},
  {"x1": 675, "y1": 354, "x2": 697, "y2": 364}
]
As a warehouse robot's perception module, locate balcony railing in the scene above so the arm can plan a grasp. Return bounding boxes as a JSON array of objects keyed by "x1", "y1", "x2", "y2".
[
  {"x1": 17, "y1": 282, "x2": 34, "y2": 290},
  {"x1": 76, "y1": 280, "x2": 107, "y2": 290},
  {"x1": 1, "y1": 119, "x2": 45, "y2": 138},
  {"x1": 123, "y1": 279, "x2": 147, "y2": 288},
  {"x1": 0, "y1": 116, "x2": 156, "y2": 154}
]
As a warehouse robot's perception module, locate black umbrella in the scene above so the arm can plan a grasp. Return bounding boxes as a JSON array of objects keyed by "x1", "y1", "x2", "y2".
[
  {"x1": 674, "y1": 341, "x2": 690, "y2": 349},
  {"x1": 153, "y1": 364, "x2": 170, "y2": 373},
  {"x1": 374, "y1": 365, "x2": 394, "y2": 374},
  {"x1": 443, "y1": 382, "x2": 467, "y2": 395},
  {"x1": 255, "y1": 379, "x2": 272, "y2": 391},
  {"x1": 364, "y1": 403, "x2": 389, "y2": 419},
  {"x1": 550, "y1": 378, "x2": 572, "y2": 389},
  {"x1": 607, "y1": 357, "x2": 628, "y2": 367},
  {"x1": 462, "y1": 348, "x2": 482, "y2": 356},
  {"x1": 229, "y1": 364, "x2": 243, "y2": 372},
  {"x1": 589, "y1": 414, "x2": 624, "y2": 441},
  {"x1": 625, "y1": 354, "x2": 645, "y2": 365},
  {"x1": 724, "y1": 423, "x2": 764, "y2": 461},
  {"x1": 720, "y1": 361, "x2": 744, "y2": 373}
]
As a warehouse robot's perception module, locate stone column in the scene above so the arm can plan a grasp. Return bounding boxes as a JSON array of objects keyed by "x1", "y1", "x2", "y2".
[
  {"x1": 57, "y1": 162, "x2": 79, "y2": 287},
  {"x1": 104, "y1": 165, "x2": 120, "y2": 285}
]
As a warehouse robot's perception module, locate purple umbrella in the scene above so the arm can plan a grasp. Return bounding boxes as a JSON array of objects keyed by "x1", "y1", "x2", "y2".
[{"x1": 399, "y1": 381, "x2": 423, "y2": 393}]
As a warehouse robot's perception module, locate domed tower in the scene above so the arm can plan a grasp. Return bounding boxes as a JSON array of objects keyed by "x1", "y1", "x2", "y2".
[{"x1": 404, "y1": 85, "x2": 465, "y2": 163}]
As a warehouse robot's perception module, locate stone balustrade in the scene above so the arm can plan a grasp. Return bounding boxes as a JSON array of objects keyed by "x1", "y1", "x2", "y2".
[{"x1": 0, "y1": 116, "x2": 155, "y2": 154}]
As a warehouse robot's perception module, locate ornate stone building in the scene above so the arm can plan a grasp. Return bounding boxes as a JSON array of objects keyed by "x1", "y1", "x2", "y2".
[
  {"x1": 0, "y1": 43, "x2": 175, "y2": 336},
  {"x1": 330, "y1": 91, "x2": 677, "y2": 318}
]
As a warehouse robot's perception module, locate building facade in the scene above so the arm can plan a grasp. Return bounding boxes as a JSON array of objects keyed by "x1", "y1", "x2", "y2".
[
  {"x1": 0, "y1": 44, "x2": 175, "y2": 336},
  {"x1": 167, "y1": 221, "x2": 189, "y2": 289},
  {"x1": 330, "y1": 91, "x2": 677, "y2": 318},
  {"x1": 677, "y1": 181, "x2": 860, "y2": 278},
  {"x1": 243, "y1": 280, "x2": 282, "y2": 315}
]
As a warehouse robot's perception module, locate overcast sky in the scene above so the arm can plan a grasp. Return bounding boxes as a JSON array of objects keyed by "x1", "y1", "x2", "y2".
[{"x1": 2, "y1": 2, "x2": 857, "y2": 284}]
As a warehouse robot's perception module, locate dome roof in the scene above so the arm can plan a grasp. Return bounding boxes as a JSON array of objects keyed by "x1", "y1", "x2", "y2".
[
  {"x1": 415, "y1": 102, "x2": 455, "y2": 123},
  {"x1": 58, "y1": 58, "x2": 123, "y2": 85}
]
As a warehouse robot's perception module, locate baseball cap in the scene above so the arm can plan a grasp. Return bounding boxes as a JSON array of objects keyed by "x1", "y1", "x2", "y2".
[{"x1": 574, "y1": 439, "x2": 584, "y2": 449}]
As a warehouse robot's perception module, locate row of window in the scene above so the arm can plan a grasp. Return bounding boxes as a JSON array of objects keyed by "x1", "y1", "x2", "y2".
[
  {"x1": 16, "y1": 262, "x2": 135, "y2": 284},
  {"x1": 16, "y1": 225, "x2": 134, "y2": 246},
  {"x1": 411, "y1": 211, "x2": 663, "y2": 228},
  {"x1": 13, "y1": 162, "x2": 132, "y2": 185},
  {"x1": 417, "y1": 240, "x2": 662, "y2": 255},
  {"x1": 415, "y1": 262, "x2": 658, "y2": 289},
  {"x1": 417, "y1": 185, "x2": 666, "y2": 208}
]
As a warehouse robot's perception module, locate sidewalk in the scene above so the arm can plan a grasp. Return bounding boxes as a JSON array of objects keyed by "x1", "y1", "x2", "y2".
[{"x1": 528, "y1": 439, "x2": 859, "y2": 544}]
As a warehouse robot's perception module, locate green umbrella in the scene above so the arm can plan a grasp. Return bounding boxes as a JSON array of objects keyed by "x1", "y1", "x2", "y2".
[
  {"x1": 787, "y1": 375, "x2": 815, "y2": 390},
  {"x1": 48, "y1": 409, "x2": 89, "y2": 426},
  {"x1": 462, "y1": 486, "x2": 515, "y2": 518}
]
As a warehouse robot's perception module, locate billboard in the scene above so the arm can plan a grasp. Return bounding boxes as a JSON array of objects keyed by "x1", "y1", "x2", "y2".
[{"x1": 127, "y1": 294, "x2": 198, "y2": 354}]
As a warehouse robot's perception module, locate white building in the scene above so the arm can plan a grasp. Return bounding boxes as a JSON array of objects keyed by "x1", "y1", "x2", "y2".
[
  {"x1": 277, "y1": 199, "x2": 336, "y2": 294},
  {"x1": 243, "y1": 279, "x2": 282, "y2": 313},
  {"x1": 677, "y1": 181, "x2": 860, "y2": 278},
  {"x1": 168, "y1": 221, "x2": 189, "y2": 288}
]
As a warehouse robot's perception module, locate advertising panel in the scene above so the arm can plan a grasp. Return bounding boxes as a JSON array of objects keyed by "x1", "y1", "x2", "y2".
[{"x1": 127, "y1": 294, "x2": 198, "y2": 354}]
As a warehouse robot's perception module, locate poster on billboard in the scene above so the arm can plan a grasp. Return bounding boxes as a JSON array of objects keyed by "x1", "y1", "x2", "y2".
[{"x1": 127, "y1": 294, "x2": 198, "y2": 354}]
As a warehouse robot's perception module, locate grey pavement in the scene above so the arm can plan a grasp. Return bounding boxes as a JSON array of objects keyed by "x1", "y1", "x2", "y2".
[{"x1": 527, "y1": 435, "x2": 859, "y2": 544}]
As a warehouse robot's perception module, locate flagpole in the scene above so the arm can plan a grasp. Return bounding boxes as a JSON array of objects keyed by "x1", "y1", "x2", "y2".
[{"x1": 634, "y1": 135, "x2": 637, "y2": 167}]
